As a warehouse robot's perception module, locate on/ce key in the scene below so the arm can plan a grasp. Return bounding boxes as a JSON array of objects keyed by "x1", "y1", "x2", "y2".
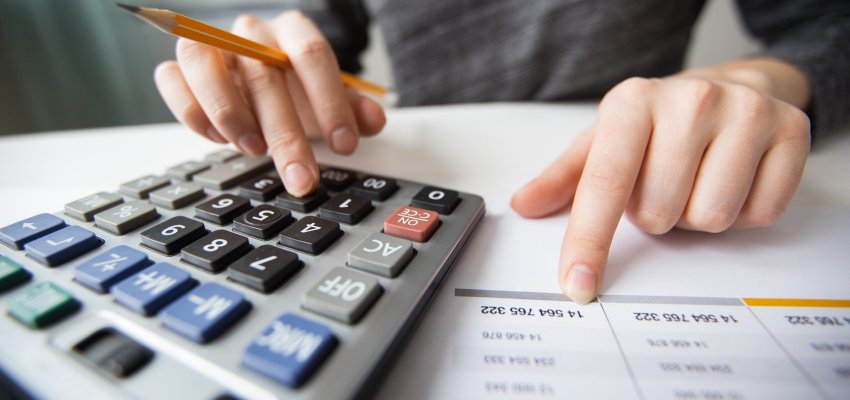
[{"x1": 383, "y1": 205, "x2": 439, "y2": 242}]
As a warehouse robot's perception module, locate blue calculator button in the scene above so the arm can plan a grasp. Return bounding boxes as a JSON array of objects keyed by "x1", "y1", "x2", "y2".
[
  {"x1": 24, "y1": 226, "x2": 101, "y2": 266},
  {"x1": 243, "y1": 313, "x2": 337, "y2": 388},
  {"x1": 0, "y1": 213, "x2": 66, "y2": 250},
  {"x1": 161, "y1": 283, "x2": 251, "y2": 343},
  {"x1": 111, "y1": 263, "x2": 195, "y2": 316},
  {"x1": 74, "y1": 246, "x2": 151, "y2": 293}
]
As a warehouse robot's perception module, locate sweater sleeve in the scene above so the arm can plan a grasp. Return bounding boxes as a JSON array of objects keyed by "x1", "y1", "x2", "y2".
[
  {"x1": 736, "y1": 0, "x2": 850, "y2": 135},
  {"x1": 296, "y1": 0, "x2": 370, "y2": 74}
]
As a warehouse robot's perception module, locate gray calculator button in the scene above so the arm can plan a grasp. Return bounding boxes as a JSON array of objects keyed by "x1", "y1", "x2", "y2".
[
  {"x1": 302, "y1": 267, "x2": 382, "y2": 324},
  {"x1": 193, "y1": 156, "x2": 273, "y2": 190},
  {"x1": 149, "y1": 183, "x2": 205, "y2": 209},
  {"x1": 348, "y1": 233, "x2": 414, "y2": 278},
  {"x1": 119, "y1": 175, "x2": 171, "y2": 199},
  {"x1": 64, "y1": 192, "x2": 123, "y2": 222},
  {"x1": 204, "y1": 149, "x2": 241, "y2": 164},
  {"x1": 166, "y1": 160, "x2": 211, "y2": 180},
  {"x1": 94, "y1": 201, "x2": 159, "y2": 235}
]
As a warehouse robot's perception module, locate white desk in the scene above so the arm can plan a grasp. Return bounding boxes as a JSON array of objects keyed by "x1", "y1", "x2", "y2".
[{"x1": 1, "y1": 103, "x2": 849, "y2": 399}]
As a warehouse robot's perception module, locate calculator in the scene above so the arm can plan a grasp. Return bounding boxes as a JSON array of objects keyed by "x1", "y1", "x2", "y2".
[{"x1": 0, "y1": 149, "x2": 485, "y2": 400}]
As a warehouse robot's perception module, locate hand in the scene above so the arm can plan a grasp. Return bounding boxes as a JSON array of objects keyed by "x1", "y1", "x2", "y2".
[
  {"x1": 154, "y1": 12, "x2": 386, "y2": 196},
  {"x1": 511, "y1": 73, "x2": 811, "y2": 304}
]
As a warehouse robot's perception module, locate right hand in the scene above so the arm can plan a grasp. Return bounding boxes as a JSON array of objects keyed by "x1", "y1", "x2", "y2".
[{"x1": 154, "y1": 11, "x2": 387, "y2": 196}]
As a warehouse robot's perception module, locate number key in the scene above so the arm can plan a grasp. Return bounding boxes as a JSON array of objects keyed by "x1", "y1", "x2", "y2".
[
  {"x1": 279, "y1": 216, "x2": 342, "y2": 255},
  {"x1": 233, "y1": 205, "x2": 294, "y2": 239},
  {"x1": 319, "y1": 194, "x2": 373, "y2": 225},
  {"x1": 319, "y1": 168, "x2": 356, "y2": 191},
  {"x1": 195, "y1": 194, "x2": 251, "y2": 225},
  {"x1": 228, "y1": 245, "x2": 301, "y2": 293},
  {"x1": 240, "y1": 176, "x2": 284, "y2": 201},
  {"x1": 411, "y1": 186, "x2": 460, "y2": 214},
  {"x1": 140, "y1": 216, "x2": 207, "y2": 255},
  {"x1": 181, "y1": 230, "x2": 251, "y2": 273},
  {"x1": 350, "y1": 176, "x2": 398, "y2": 201}
]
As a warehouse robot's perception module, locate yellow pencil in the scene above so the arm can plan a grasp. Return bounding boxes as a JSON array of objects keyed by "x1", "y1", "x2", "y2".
[{"x1": 117, "y1": 3, "x2": 388, "y2": 97}]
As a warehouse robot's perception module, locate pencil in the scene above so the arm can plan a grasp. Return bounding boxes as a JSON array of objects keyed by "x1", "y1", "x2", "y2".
[{"x1": 117, "y1": 3, "x2": 388, "y2": 97}]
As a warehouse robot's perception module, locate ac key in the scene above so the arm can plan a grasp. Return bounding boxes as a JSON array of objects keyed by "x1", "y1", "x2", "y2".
[{"x1": 234, "y1": 205, "x2": 294, "y2": 240}]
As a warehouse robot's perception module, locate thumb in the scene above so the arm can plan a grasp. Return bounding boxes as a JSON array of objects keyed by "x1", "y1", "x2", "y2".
[{"x1": 511, "y1": 128, "x2": 594, "y2": 217}]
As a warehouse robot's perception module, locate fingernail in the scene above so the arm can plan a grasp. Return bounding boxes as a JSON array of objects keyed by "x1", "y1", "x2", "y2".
[
  {"x1": 562, "y1": 264, "x2": 597, "y2": 304},
  {"x1": 206, "y1": 127, "x2": 226, "y2": 143},
  {"x1": 283, "y1": 162, "x2": 313, "y2": 196},
  {"x1": 238, "y1": 134, "x2": 266, "y2": 156},
  {"x1": 331, "y1": 127, "x2": 357, "y2": 154}
]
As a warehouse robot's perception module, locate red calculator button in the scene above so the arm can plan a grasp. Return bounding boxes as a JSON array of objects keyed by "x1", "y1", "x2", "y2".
[{"x1": 383, "y1": 206, "x2": 439, "y2": 242}]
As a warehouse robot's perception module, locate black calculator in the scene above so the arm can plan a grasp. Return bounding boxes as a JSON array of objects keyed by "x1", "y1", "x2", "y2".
[{"x1": 0, "y1": 149, "x2": 484, "y2": 400}]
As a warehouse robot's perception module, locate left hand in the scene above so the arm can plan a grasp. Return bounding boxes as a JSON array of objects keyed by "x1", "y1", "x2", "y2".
[{"x1": 511, "y1": 74, "x2": 811, "y2": 304}]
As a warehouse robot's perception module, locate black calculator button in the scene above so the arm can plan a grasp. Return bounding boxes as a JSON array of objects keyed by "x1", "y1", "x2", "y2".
[
  {"x1": 276, "y1": 188, "x2": 329, "y2": 213},
  {"x1": 239, "y1": 176, "x2": 284, "y2": 201},
  {"x1": 140, "y1": 216, "x2": 207, "y2": 255},
  {"x1": 319, "y1": 194, "x2": 374, "y2": 225},
  {"x1": 73, "y1": 328, "x2": 153, "y2": 379},
  {"x1": 319, "y1": 168, "x2": 357, "y2": 191},
  {"x1": 411, "y1": 186, "x2": 461, "y2": 214},
  {"x1": 195, "y1": 194, "x2": 251, "y2": 225},
  {"x1": 181, "y1": 230, "x2": 252, "y2": 273},
  {"x1": 279, "y1": 216, "x2": 342, "y2": 255},
  {"x1": 233, "y1": 205, "x2": 294, "y2": 239},
  {"x1": 350, "y1": 176, "x2": 398, "y2": 201},
  {"x1": 228, "y1": 245, "x2": 301, "y2": 293}
]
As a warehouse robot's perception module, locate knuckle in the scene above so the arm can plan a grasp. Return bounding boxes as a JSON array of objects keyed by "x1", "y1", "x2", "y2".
[
  {"x1": 175, "y1": 37, "x2": 208, "y2": 62},
  {"x1": 266, "y1": 129, "x2": 309, "y2": 154},
  {"x1": 276, "y1": 9, "x2": 309, "y2": 23},
  {"x1": 207, "y1": 101, "x2": 241, "y2": 131},
  {"x1": 585, "y1": 163, "x2": 631, "y2": 196},
  {"x1": 605, "y1": 77, "x2": 654, "y2": 103},
  {"x1": 628, "y1": 207, "x2": 677, "y2": 235},
  {"x1": 738, "y1": 208, "x2": 782, "y2": 228},
  {"x1": 177, "y1": 101, "x2": 204, "y2": 125},
  {"x1": 153, "y1": 61, "x2": 179, "y2": 81},
  {"x1": 232, "y1": 13, "x2": 261, "y2": 31},
  {"x1": 678, "y1": 79, "x2": 719, "y2": 115},
  {"x1": 684, "y1": 207, "x2": 736, "y2": 233},
  {"x1": 241, "y1": 66, "x2": 279, "y2": 94},
  {"x1": 290, "y1": 38, "x2": 332, "y2": 62}
]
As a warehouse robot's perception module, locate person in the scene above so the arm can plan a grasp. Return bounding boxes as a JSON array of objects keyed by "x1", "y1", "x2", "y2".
[{"x1": 153, "y1": 1, "x2": 850, "y2": 304}]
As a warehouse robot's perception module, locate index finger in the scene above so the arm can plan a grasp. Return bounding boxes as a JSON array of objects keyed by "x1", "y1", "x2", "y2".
[{"x1": 559, "y1": 79, "x2": 654, "y2": 303}]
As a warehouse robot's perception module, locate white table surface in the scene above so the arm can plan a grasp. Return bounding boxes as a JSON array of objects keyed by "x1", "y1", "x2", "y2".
[{"x1": 1, "y1": 103, "x2": 848, "y2": 399}]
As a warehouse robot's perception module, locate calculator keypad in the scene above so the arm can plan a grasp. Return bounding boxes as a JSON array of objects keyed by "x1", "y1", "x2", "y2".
[{"x1": 0, "y1": 152, "x2": 485, "y2": 399}]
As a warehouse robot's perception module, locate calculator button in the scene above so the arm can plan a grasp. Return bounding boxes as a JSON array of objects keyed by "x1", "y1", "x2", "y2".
[
  {"x1": 383, "y1": 205, "x2": 440, "y2": 242},
  {"x1": 149, "y1": 183, "x2": 206, "y2": 209},
  {"x1": 319, "y1": 194, "x2": 374, "y2": 225},
  {"x1": 411, "y1": 186, "x2": 460, "y2": 214},
  {"x1": 350, "y1": 176, "x2": 398, "y2": 201},
  {"x1": 0, "y1": 256, "x2": 31, "y2": 293},
  {"x1": 319, "y1": 168, "x2": 357, "y2": 191},
  {"x1": 6, "y1": 282, "x2": 80, "y2": 328},
  {"x1": 243, "y1": 313, "x2": 337, "y2": 388},
  {"x1": 303, "y1": 267, "x2": 382, "y2": 324},
  {"x1": 24, "y1": 226, "x2": 102, "y2": 267},
  {"x1": 119, "y1": 175, "x2": 171, "y2": 199},
  {"x1": 204, "y1": 149, "x2": 241, "y2": 164},
  {"x1": 161, "y1": 283, "x2": 251, "y2": 343},
  {"x1": 111, "y1": 263, "x2": 196, "y2": 316},
  {"x1": 94, "y1": 201, "x2": 160, "y2": 235},
  {"x1": 166, "y1": 160, "x2": 212, "y2": 180},
  {"x1": 348, "y1": 233, "x2": 414, "y2": 278},
  {"x1": 228, "y1": 245, "x2": 301, "y2": 293},
  {"x1": 276, "y1": 188, "x2": 329, "y2": 213},
  {"x1": 73, "y1": 328, "x2": 154, "y2": 378},
  {"x1": 74, "y1": 245, "x2": 151, "y2": 293},
  {"x1": 193, "y1": 156, "x2": 273, "y2": 190},
  {"x1": 181, "y1": 230, "x2": 252, "y2": 273},
  {"x1": 233, "y1": 205, "x2": 294, "y2": 240},
  {"x1": 240, "y1": 176, "x2": 284, "y2": 201},
  {"x1": 0, "y1": 213, "x2": 66, "y2": 250},
  {"x1": 140, "y1": 216, "x2": 208, "y2": 255},
  {"x1": 64, "y1": 192, "x2": 124, "y2": 222},
  {"x1": 279, "y1": 216, "x2": 342, "y2": 255},
  {"x1": 195, "y1": 194, "x2": 251, "y2": 225}
]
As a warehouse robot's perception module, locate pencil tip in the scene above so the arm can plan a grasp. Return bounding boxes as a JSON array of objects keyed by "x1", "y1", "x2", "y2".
[{"x1": 115, "y1": 3, "x2": 140, "y2": 13}]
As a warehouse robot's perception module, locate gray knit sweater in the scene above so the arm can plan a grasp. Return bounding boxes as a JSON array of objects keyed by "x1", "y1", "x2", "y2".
[{"x1": 298, "y1": 0, "x2": 850, "y2": 135}]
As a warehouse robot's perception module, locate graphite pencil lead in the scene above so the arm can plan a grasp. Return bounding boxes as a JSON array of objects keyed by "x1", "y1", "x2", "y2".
[{"x1": 115, "y1": 3, "x2": 141, "y2": 14}]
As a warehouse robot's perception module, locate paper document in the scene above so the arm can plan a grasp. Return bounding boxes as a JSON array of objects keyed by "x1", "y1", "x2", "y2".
[{"x1": 377, "y1": 196, "x2": 850, "y2": 400}]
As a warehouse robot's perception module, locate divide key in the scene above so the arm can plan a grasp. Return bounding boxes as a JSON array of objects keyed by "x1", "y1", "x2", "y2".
[{"x1": 25, "y1": 226, "x2": 102, "y2": 267}]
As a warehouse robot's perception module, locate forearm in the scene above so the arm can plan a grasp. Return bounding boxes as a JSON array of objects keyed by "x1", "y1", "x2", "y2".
[{"x1": 675, "y1": 57, "x2": 811, "y2": 110}]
